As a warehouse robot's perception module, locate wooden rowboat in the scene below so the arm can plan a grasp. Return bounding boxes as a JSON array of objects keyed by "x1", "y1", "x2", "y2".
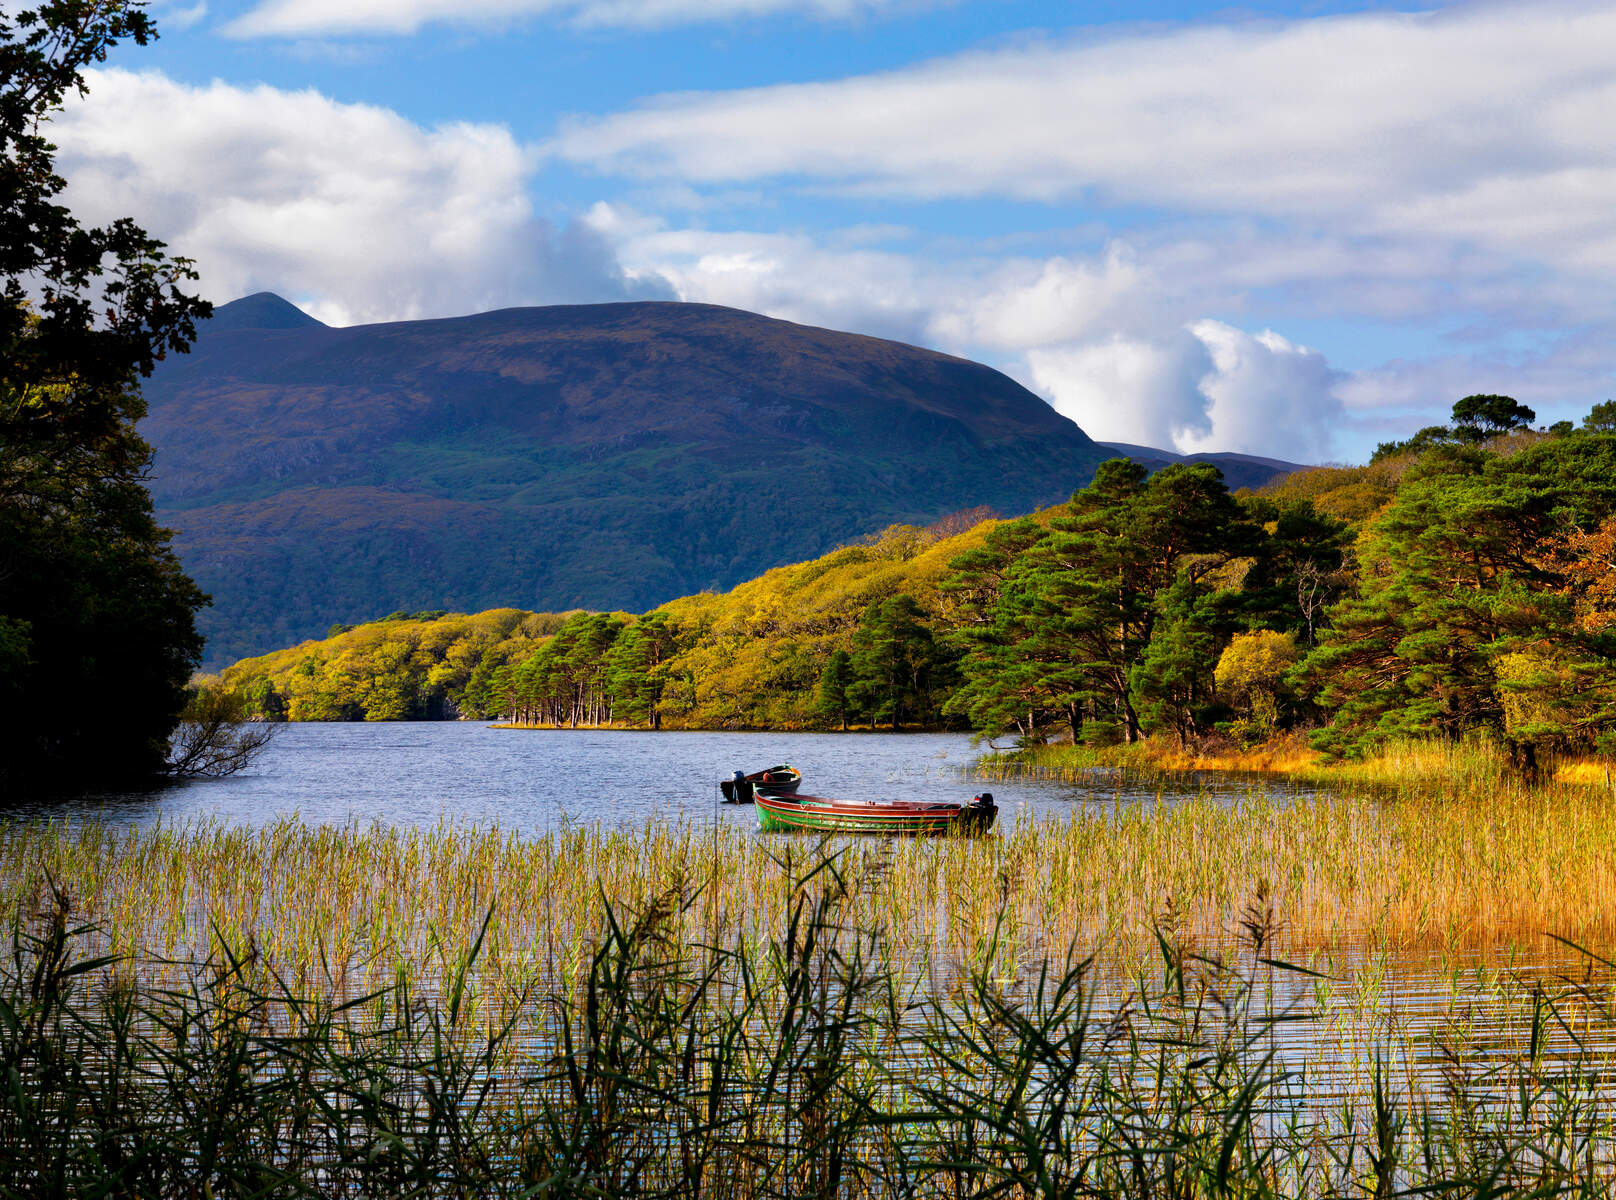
[
  {"x1": 721, "y1": 765, "x2": 803, "y2": 802},
  {"x1": 756, "y1": 791, "x2": 997, "y2": 836}
]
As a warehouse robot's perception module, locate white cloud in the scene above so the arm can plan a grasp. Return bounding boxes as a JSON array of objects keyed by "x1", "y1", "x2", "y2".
[
  {"x1": 1027, "y1": 332, "x2": 1215, "y2": 449},
  {"x1": 928, "y1": 246, "x2": 1160, "y2": 352},
  {"x1": 1179, "y1": 321, "x2": 1343, "y2": 460},
  {"x1": 594, "y1": 207, "x2": 1174, "y2": 353},
  {"x1": 227, "y1": 0, "x2": 941, "y2": 38},
  {"x1": 54, "y1": 69, "x2": 669, "y2": 325},
  {"x1": 1023, "y1": 323, "x2": 1343, "y2": 460},
  {"x1": 153, "y1": 0, "x2": 208, "y2": 30},
  {"x1": 597, "y1": 206, "x2": 1355, "y2": 458},
  {"x1": 594, "y1": 210, "x2": 939, "y2": 344},
  {"x1": 551, "y1": 1, "x2": 1616, "y2": 288},
  {"x1": 548, "y1": 1, "x2": 1616, "y2": 459}
]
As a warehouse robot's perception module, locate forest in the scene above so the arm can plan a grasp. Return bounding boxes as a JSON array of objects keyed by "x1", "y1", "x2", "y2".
[{"x1": 217, "y1": 398, "x2": 1616, "y2": 766}]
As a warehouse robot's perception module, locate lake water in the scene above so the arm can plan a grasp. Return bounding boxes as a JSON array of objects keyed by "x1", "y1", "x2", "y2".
[
  {"x1": 15, "y1": 722, "x2": 1616, "y2": 1121},
  {"x1": 36, "y1": 722, "x2": 1330, "y2": 834}
]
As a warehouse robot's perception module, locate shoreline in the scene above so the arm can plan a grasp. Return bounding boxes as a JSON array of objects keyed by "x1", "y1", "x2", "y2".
[{"x1": 978, "y1": 730, "x2": 1615, "y2": 794}]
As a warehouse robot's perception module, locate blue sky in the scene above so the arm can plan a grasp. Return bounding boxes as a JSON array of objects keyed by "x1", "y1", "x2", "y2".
[{"x1": 54, "y1": 0, "x2": 1616, "y2": 461}]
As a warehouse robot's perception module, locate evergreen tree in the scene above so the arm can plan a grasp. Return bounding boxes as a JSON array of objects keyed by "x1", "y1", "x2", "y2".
[
  {"x1": 1028, "y1": 461, "x2": 1250, "y2": 742},
  {"x1": 605, "y1": 613, "x2": 679, "y2": 729},
  {"x1": 1582, "y1": 400, "x2": 1616, "y2": 434},
  {"x1": 1451, "y1": 393, "x2": 1535, "y2": 440},
  {"x1": 1297, "y1": 439, "x2": 1616, "y2": 763},
  {"x1": 848, "y1": 594, "x2": 952, "y2": 730},
  {"x1": 814, "y1": 649, "x2": 856, "y2": 730},
  {"x1": 1237, "y1": 497, "x2": 1353, "y2": 645},
  {"x1": 1129, "y1": 569, "x2": 1232, "y2": 744},
  {"x1": 940, "y1": 516, "x2": 1063, "y2": 739}
]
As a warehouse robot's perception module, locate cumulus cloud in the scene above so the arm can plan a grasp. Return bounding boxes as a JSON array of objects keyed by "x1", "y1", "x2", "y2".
[
  {"x1": 1179, "y1": 322, "x2": 1343, "y2": 460},
  {"x1": 1027, "y1": 332, "x2": 1215, "y2": 449},
  {"x1": 1024, "y1": 324, "x2": 1343, "y2": 460},
  {"x1": 928, "y1": 247, "x2": 1161, "y2": 352},
  {"x1": 54, "y1": 69, "x2": 670, "y2": 326},
  {"x1": 592, "y1": 206, "x2": 1179, "y2": 353},
  {"x1": 227, "y1": 0, "x2": 940, "y2": 38},
  {"x1": 550, "y1": 1, "x2": 1616, "y2": 459},
  {"x1": 588, "y1": 206, "x2": 940, "y2": 344}
]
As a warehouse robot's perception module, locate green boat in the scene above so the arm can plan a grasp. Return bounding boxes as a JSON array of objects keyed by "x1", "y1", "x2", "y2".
[{"x1": 756, "y1": 791, "x2": 997, "y2": 836}]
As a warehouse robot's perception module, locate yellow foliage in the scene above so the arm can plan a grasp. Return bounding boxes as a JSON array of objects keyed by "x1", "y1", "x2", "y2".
[
  {"x1": 649, "y1": 518, "x2": 994, "y2": 728},
  {"x1": 221, "y1": 608, "x2": 581, "y2": 721},
  {"x1": 1253, "y1": 462, "x2": 1403, "y2": 525},
  {"x1": 1214, "y1": 630, "x2": 1298, "y2": 724},
  {"x1": 217, "y1": 513, "x2": 1003, "y2": 727}
]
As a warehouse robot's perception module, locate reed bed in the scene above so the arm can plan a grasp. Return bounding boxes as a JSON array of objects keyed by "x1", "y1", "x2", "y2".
[
  {"x1": 13, "y1": 737, "x2": 1616, "y2": 1192},
  {"x1": 6, "y1": 841, "x2": 1616, "y2": 1196},
  {"x1": 5, "y1": 763, "x2": 1616, "y2": 1022}
]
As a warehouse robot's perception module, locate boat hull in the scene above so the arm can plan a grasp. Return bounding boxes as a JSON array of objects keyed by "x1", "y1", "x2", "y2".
[
  {"x1": 756, "y1": 793, "x2": 997, "y2": 836},
  {"x1": 721, "y1": 765, "x2": 802, "y2": 802}
]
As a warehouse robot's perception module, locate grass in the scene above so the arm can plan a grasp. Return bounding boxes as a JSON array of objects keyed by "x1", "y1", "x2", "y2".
[
  {"x1": 989, "y1": 727, "x2": 1616, "y2": 792},
  {"x1": 5, "y1": 841, "x2": 1616, "y2": 1195},
  {"x1": 8, "y1": 747, "x2": 1616, "y2": 1013},
  {"x1": 10, "y1": 738, "x2": 1616, "y2": 1190}
]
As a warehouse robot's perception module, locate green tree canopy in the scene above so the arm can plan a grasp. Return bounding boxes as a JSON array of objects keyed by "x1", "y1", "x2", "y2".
[
  {"x1": 605, "y1": 613, "x2": 678, "y2": 729},
  {"x1": 848, "y1": 593, "x2": 953, "y2": 731},
  {"x1": 1297, "y1": 435, "x2": 1616, "y2": 761},
  {"x1": 0, "y1": 2, "x2": 211, "y2": 789},
  {"x1": 1581, "y1": 400, "x2": 1616, "y2": 434},
  {"x1": 1451, "y1": 394, "x2": 1536, "y2": 440}
]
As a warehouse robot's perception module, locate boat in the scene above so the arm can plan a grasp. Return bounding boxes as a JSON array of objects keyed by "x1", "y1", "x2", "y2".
[
  {"x1": 755, "y1": 791, "x2": 998, "y2": 836},
  {"x1": 720, "y1": 764, "x2": 803, "y2": 802}
]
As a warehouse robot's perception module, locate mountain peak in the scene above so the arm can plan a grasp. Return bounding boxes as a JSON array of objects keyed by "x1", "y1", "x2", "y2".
[{"x1": 205, "y1": 292, "x2": 326, "y2": 334}]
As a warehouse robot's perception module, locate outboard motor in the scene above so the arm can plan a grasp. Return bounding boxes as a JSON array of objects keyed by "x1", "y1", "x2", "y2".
[
  {"x1": 972, "y1": 792, "x2": 994, "y2": 808},
  {"x1": 722, "y1": 770, "x2": 755, "y2": 803}
]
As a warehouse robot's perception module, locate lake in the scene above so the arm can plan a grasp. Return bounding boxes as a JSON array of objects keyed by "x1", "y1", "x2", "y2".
[
  {"x1": 11, "y1": 721, "x2": 1616, "y2": 1132},
  {"x1": 37, "y1": 721, "x2": 1331, "y2": 833}
]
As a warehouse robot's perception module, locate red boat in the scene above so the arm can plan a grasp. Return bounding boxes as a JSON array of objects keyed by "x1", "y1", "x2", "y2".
[{"x1": 756, "y1": 791, "x2": 997, "y2": 836}]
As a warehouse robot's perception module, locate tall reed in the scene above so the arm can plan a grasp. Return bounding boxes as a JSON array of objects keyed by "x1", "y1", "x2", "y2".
[
  {"x1": 5, "y1": 773, "x2": 1616, "y2": 1022},
  {"x1": 5, "y1": 852, "x2": 1616, "y2": 1196}
]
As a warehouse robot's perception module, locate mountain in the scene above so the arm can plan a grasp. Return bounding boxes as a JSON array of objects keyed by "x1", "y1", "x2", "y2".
[
  {"x1": 141, "y1": 295, "x2": 1114, "y2": 666},
  {"x1": 1097, "y1": 442, "x2": 1306, "y2": 491},
  {"x1": 200, "y1": 291, "x2": 327, "y2": 334}
]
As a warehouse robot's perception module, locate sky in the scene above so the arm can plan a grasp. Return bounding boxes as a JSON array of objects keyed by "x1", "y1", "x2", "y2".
[{"x1": 48, "y1": 0, "x2": 1616, "y2": 462}]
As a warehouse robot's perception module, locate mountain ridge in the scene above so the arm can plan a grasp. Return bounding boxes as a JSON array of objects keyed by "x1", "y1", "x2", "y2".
[
  {"x1": 143, "y1": 295, "x2": 1122, "y2": 666},
  {"x1": 1096, "y1": 442, "x2": 1308, "y2": 492}
]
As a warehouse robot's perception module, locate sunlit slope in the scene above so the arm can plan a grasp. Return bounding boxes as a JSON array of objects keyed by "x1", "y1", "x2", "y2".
[
  {"x1": 142, "y1": 296, "x2": 1109, "y2": 666},
  {"x1": 215, "y1": 516, "x2": 998, "y2": 726}
]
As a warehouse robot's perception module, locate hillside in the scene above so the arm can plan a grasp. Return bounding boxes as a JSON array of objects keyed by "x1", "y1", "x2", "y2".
[
  {"x1": 215, "y1": 514, "x2": 997, "y2": 727},
  {"x1": 142, "y1": 295, "x2": 1112, "y2": 666}
]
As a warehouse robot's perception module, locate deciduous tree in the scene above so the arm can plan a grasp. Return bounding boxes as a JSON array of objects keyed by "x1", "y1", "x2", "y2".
[{"x1": 0, "y1": 1, "x2": 211, "y2": 788}]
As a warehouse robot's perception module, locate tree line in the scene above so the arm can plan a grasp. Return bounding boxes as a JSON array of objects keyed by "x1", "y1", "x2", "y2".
[{"x1": 220, "y1": 398, "x2": 1616, "y2": 770}]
